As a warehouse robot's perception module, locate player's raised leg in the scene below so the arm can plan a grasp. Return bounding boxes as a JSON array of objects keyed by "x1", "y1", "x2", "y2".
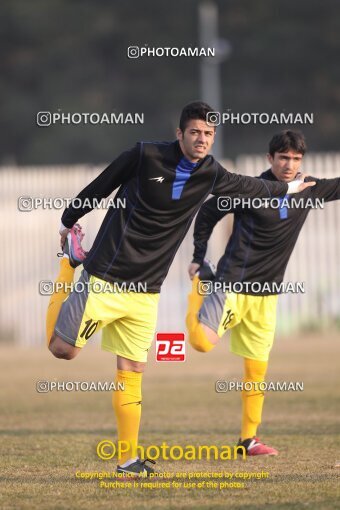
[
  {"x1": 47, "y1": 224, "x2": 86, "y2": 359},
  {"x1": 186, "y1": 260, "x2": 219, "y2": 352},
  {"x1": 46, "y1": 258, "x2": 75, "y2": 345}
]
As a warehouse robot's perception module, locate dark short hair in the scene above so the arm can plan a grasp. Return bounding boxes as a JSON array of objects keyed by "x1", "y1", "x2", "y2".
[
  {"x1": 179, "y1": 101, "x2": 214, "y2": 132},
  {"x1": 269, "y1": 130, "x2": 307, "y2": 157}
]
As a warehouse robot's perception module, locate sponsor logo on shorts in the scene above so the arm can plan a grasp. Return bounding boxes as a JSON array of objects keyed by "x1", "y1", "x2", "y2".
[{"x1": 155, "y1": 333, "x2": 185, "y2": 362}]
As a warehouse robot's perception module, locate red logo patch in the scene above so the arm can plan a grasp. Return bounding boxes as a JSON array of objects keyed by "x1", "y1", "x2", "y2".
[{"x1": 155, "y1": 333, "x2": 185, "y2": 362}]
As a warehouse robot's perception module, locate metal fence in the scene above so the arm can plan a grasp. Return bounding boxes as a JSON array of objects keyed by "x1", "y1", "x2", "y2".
[{"x1": 0, "y1": 153, "x2": 339, "y2": 347}]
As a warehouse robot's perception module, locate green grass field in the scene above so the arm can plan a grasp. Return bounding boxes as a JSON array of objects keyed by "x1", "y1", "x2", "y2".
[{"x1": 1, "y1": 332, "x2": 339, "y2": 510}]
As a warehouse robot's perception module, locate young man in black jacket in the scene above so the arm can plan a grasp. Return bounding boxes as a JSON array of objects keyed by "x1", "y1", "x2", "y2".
[
  {"x1": 46, "y1": 105, "x2": 313, "y2": 476},
  {"x1": 186, "y1": 130, "x2": 339, "y2": 456}
]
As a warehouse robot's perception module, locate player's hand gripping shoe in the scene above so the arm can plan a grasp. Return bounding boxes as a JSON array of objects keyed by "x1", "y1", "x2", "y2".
[
  {"x1": 237, "y1": 437, "x2": 278, "y2": 456},
  {"x1": 58, "y1": 223, "x2": 87, "y2": 268},
  {"x1": 197, "y1": 259, "x2": 216, "y2": 281},
  {"x1": 117, "y1": 458, "x2": 156, "y2": 478}
]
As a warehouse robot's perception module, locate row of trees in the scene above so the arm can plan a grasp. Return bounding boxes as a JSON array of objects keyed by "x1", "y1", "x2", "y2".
[{"x1": 0, "y1": 0, "x2": 339, "y2": 164}]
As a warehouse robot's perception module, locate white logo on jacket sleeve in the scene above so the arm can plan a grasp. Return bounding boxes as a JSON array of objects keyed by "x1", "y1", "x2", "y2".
[{"x1": 149, "y1": 177, "x2": 165, "y2": 183}]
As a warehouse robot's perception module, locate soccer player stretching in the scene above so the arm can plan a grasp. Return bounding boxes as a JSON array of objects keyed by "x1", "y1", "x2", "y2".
[
  {"x1": 186, "y1": 130, "x2": 339, "y2": 456},
  {"x1": 46, "y1": 105, "x2": 313, "y2": 476}
]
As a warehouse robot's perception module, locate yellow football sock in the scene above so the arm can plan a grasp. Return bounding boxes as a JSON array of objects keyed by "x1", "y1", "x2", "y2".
[
  {"x1": 112, "y1": 370, "x2": 143, "y2": 464},
  {"x1": 46, "y1": 258, "x2": 74, "y2": 345},
  {"x1": 186, "y1": 276, "x2": 215, "y2": 353},
  {"x1": 241, "y1": 358, "x2": 268, "y2": 440}
]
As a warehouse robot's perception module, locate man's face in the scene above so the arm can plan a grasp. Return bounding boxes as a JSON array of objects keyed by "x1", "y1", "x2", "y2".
[
  {"x1": 176, "y1": 119, "x2": 215, "y2": 162},
  {"x1": 267, "y1": 150, "x2": 304, "y2": 182}
]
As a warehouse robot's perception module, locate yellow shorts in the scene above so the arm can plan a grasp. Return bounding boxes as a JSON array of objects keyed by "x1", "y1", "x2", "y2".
[
  {"x1": 55, "y1": 270, "x2": 160, "y2": 362},
  {"x1": 199, "y1": 291, "x2": 278, "y2": 361}
]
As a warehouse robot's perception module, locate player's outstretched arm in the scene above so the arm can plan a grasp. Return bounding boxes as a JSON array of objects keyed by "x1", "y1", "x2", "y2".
[
  {"x1": 307, "y1": 176, "x2": 340, "y2": 202},
  {"x1": 213, "y1": 164, "x2": 315, "y2": 199},
  {"x1": 60, "y1": 144, "x2": 141, "y2": 230},
  {"x1": 286, "y1": 172, "x2": 317, "y2": 194},
  {"x1": 190, "y1": 196, "x2": 232, "y2": 279}
]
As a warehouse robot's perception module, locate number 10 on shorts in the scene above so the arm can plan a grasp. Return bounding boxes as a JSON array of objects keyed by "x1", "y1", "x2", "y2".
[{"x1": 155, "y1": 333, "x2": 186, "y2": 362}]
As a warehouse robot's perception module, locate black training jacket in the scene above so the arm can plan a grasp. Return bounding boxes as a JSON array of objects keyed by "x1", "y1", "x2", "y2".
[
  {"x1": 192, "y1": 169, "x2": 340, "y2": 295},
  {"x1": 62, "y1": 142, "x2": 289, "y2": 292}
]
